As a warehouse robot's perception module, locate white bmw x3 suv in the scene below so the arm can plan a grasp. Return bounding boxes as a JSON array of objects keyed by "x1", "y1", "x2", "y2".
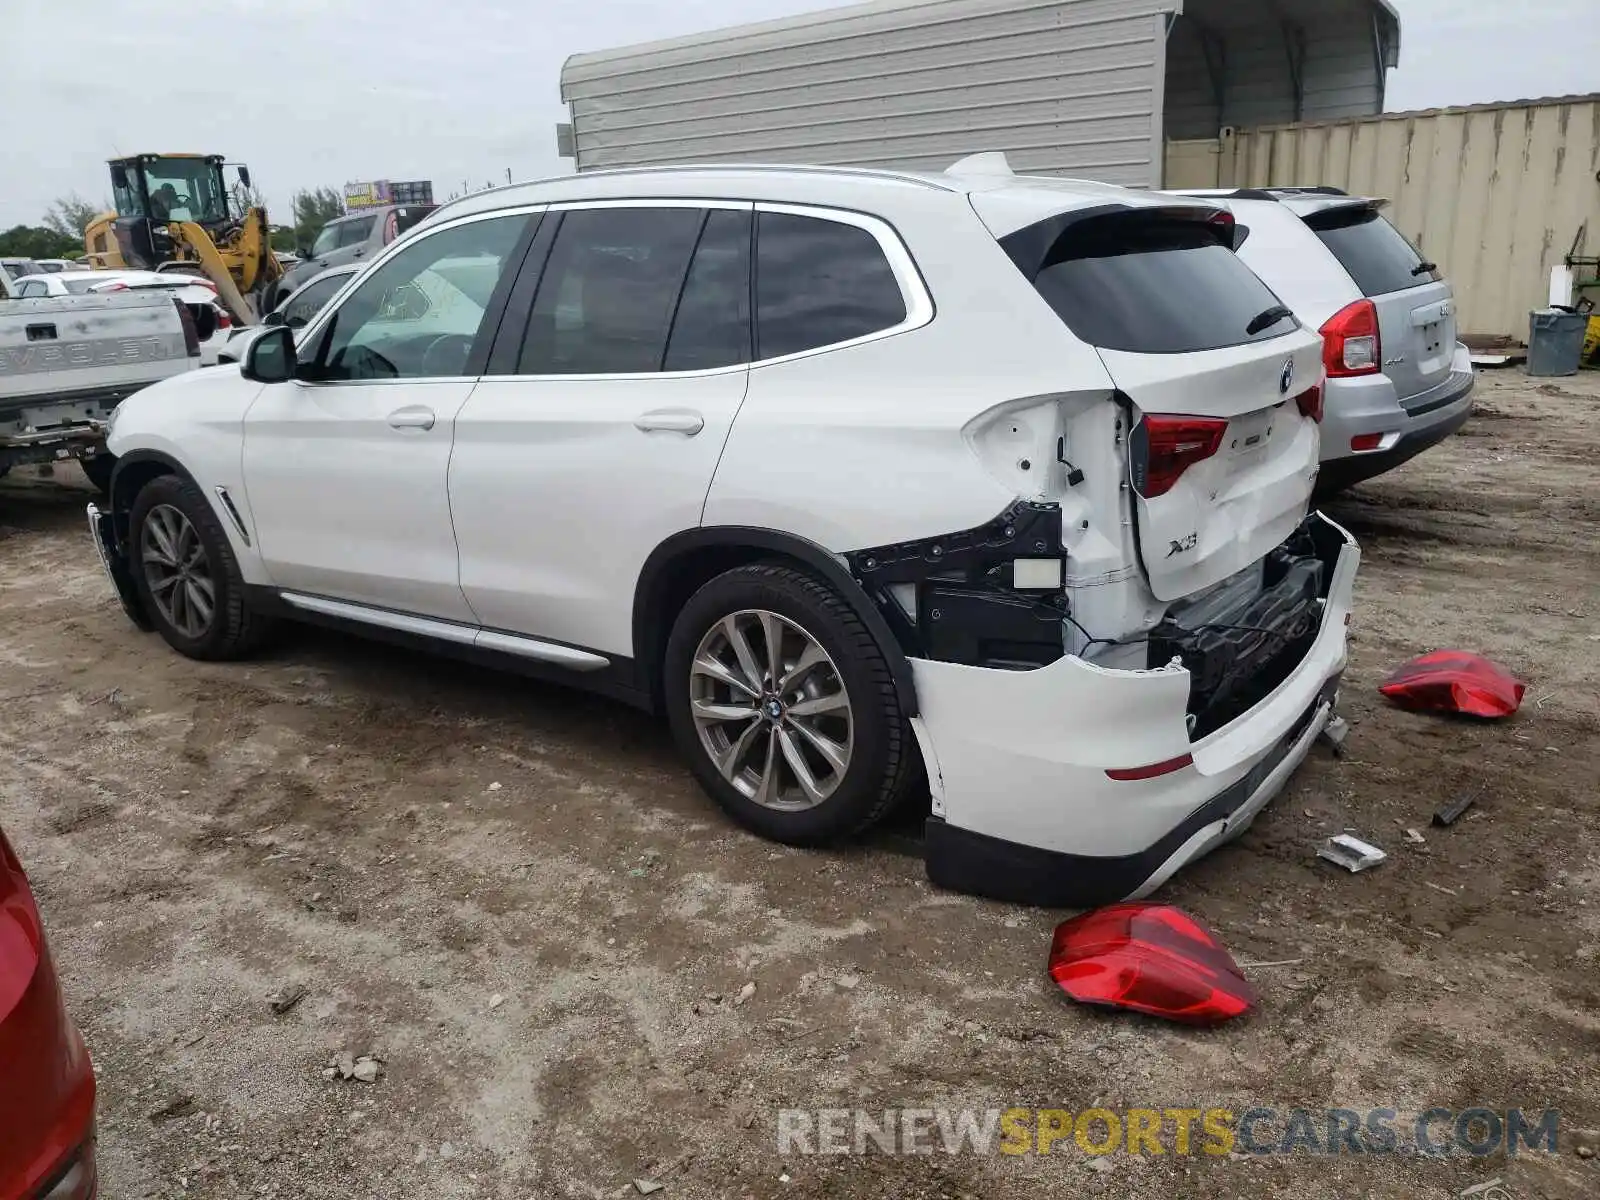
[{"x1": 88, "y1": 161, "x2": 1359, "y2": 907}]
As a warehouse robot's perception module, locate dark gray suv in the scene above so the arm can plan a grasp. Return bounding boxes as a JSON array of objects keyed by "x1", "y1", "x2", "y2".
[{"x1": 272, "y1": 204, "x2": 435, "y2": 306}]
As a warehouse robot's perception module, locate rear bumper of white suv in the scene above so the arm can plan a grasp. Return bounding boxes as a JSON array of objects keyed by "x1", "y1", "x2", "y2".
[{"x1": 912, "y1": 512, "x2": 1357, "y2": 907}]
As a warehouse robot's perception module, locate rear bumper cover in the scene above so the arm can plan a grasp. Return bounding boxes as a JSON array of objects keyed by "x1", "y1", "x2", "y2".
[
  {"x1": 1318, "y1": 346, "x2": 1474, "y2": 488},
  {"x1": 912, "y1": 512, "x2": 1358, "y2": 907}
]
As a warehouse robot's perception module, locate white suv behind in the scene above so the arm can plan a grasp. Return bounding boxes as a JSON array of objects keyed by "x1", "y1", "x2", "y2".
[{"x1": 88, "y1": 162, "x2": 1359, "y2": 906}]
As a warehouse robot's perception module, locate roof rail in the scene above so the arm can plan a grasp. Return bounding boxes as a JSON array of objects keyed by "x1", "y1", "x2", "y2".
[{"x1": 558, "y1": 162, "x2": 959, "y2": 191}]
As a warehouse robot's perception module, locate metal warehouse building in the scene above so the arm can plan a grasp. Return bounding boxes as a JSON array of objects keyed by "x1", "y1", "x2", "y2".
[{"x1": 559, "y1": 0, "x2": 1401, "y2": 187}]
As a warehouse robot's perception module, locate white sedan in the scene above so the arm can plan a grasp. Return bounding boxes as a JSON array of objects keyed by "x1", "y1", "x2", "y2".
[{"x1": 9, "y1": 270, "x2": 234, "y2": 366}]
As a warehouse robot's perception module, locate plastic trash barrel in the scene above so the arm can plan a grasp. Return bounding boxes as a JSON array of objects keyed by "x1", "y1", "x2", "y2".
[{"x1": 1527, "y1": 308, "x2": 1588, "y2": 376}]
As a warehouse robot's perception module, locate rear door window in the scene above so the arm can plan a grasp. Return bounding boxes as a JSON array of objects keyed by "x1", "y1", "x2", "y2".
[
  {"x1": 1303, "y1": 206, "x2": 1438, "y2": 296},
  {"x1": 664, "y1": 208, "x2": 752, "y2": 371},
  {"x1": 337, "y1": 216, "x2": 378, "y2": 249},
  {"x1": 755, "y1": 212, "x2": 907, "y2": 359},
  {"x1": 516, "y1": 207, "x2": 705, "y2": 375},
  {"x1": 1012, "y1": 213, "x2": 1297, "y2": 354}
]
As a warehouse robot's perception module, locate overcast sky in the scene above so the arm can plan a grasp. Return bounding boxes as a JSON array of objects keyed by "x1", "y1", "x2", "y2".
[{"x1": 2, "y1": 0, "x2": 1592, "y2": 229}]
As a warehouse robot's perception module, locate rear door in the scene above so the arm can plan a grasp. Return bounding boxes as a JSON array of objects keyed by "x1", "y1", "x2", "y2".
[
  {"x1": 1011, "y1": 209, "x2": 1324, "y2": 601},
  {"x1": 450, "y1": 202, "x2": 753, "y2": 655},
  {"x1": 1300, "y1": 202, "x2": 1455, "y2": 403}
]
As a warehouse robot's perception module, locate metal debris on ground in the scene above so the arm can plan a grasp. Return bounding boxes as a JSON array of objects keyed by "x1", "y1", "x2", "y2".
[
  {"x1": 1433, "y1": 792, "x2": 1479, "y2": 827},
  {"x1": 633, "y1": 1180, "x2": 664, "y2": 1195},
  {"x1": 1404, "y1": 828, "x2": 1427, "y2": 845},
  {"x1": 268, "y1": 983, "x2": 308, "y2": 1015},
  {"x1": 1317, "y1": 834, "x2": 1388, "y2": 873}
]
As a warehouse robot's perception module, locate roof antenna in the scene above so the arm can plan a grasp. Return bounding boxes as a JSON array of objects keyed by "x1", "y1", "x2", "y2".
[{"x1": 946, "y1": 152, "x2": 1015, "y2": 178}]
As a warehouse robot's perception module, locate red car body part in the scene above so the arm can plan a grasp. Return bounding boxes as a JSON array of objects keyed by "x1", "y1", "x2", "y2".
[
  {"x1": 1048, "y1": 903, "x2": 1257, "y2": 1026},
  {"x1": 0, "y1": 829, "x2": 97, "y2": 1200},
  {"x1": 1378, "y1": 650, "x2": 1526, "y2": 719}
]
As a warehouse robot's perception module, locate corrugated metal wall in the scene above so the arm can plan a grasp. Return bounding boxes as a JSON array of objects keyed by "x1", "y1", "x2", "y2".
[
  {"x1": 562, "y1": 0, "x2": 1173, "y2": 186},
  {"x1": 1166, "y1": 96, "x2": 1600, "y2": 341}
]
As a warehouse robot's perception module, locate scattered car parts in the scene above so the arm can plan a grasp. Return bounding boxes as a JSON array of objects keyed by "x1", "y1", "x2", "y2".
[
  {"x1": 1047, "y1": 903, "x2": 1257, "y2": 1025},
  {"x1": 1379, "y1": 650, "x2": 1526, "y2": 718},
  {"x1": 1317, "y1": 833, "x2": 1388, "y2": 872}
]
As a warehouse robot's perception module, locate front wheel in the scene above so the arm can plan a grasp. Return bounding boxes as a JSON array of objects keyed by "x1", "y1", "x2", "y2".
[
  {"x1": 663, "y1": 563, "x2": 918, "y2": 845},
  {"x1": 128, "y1": 473, "x2": 272, "y2": 660}
]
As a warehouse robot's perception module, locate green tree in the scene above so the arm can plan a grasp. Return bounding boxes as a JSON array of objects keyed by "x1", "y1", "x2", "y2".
[
  {"x1": 41, "y1": 193, "x2": 109, "y2": 239},
  {"x1": 290, "y1": 187, "x2": 346, "y2": 253},
  {"x1": 0, "y1": 224, "x2": 82, "y2": 259}
]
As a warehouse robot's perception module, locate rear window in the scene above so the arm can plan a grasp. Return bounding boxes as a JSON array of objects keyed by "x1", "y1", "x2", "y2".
[
  {"x1": 1014, "y1": 213, "x2": 1297, "y2": 354},
  {"x1": 1303, "y1": 206, "x2": 1438, "y2": 297}
]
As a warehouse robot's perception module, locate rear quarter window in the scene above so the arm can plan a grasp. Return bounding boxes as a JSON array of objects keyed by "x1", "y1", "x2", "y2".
[
  {"x1": 1011, "y1": 213, "x2": 1297, "y2": 354},
  {"x1": 1303, "y1": 206, "x2": 1438, "y2": 297}
]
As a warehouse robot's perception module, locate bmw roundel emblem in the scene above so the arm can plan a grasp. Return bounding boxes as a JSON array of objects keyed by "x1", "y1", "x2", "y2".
[{"x1": 1279, "y1": 357, "x2": 1296, "y2": 394}]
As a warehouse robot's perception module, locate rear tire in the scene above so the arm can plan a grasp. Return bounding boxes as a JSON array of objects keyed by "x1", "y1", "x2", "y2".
[
  {"x1": 128, "y1": 474, "x2": 272, "y2": 660},
  {"x1": 664, "y1": 562, "x2": 917, "y2": 845}
]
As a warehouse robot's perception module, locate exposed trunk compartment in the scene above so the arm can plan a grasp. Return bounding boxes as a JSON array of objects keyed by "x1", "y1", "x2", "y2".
[{"x1": 1149, "y1": 514, "x2": 1344, "y2": 738}]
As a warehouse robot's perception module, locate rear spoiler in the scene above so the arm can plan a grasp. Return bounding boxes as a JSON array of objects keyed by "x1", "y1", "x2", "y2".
[{"x1": 998, "y1": 203, "x2": 1245, "y2": 281}]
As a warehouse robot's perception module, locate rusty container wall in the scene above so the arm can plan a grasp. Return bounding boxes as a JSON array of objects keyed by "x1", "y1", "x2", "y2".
[{"x1": 1198, "y1": 96, "x2": 1600, "y2": 342}]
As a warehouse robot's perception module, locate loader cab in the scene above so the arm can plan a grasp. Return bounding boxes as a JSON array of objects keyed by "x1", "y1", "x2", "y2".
[{"x1": 110, "y1": 154, "x2": 235, "y2": 227}]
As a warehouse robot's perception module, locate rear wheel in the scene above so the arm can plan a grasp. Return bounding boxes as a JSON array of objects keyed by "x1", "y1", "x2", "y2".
[
  {"x1": 664, "y1": 563, "x2": 917, "y2": 845},
  {"x1": 128, "y1": 474, "x2": 271, "y2": 660}
]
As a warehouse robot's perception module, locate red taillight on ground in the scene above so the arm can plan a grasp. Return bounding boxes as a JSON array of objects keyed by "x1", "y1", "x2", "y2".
[
  {"x1": 1048, "y1": 903, "x2": 1257, "y2": 1025},
  {"x1": 1379, "y1": 650, "x2": 1526, "y2": 719},
  {"x1": 1350, "y1": 432, "x2": 1383, "y2": 451},
  {"x1": 1105, "y1": 752, "x2": 1194, "y2": 781},
  {"x1": 1319, "y1": 299, "x2": 1380, "y2": 378},
  {"x1": 1294, "y1": 383, "x2": 1324, "y2": 423},
  {"x1": 1132, "y1": 415, "x2": 1227, "y2": 498},
  {"x1": 173, "y1": 298, "x2": 201, "y2": 357}
]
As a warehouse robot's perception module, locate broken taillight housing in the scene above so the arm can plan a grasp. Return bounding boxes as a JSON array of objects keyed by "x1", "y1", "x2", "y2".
[
  {"x1": 1048, "y1": 903, "x2": 1256, "y2": 1025},
  {"x1": 1320, "y1": 299, "x2": 1380, "y2": 377},
  {"x1": 1131, "y1": 414, "x2": 1227, "y2": 499},
  {"x1": 1378, "y1": 650, "x2": 1526, "y2": 718},
  {"x1": 1294, "y1": 383, "x2": 1324, "y2": 423}
]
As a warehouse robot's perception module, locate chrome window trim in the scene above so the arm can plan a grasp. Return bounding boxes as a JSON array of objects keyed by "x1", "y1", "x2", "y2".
[{"x1": 487, "y1": 197, "x2": 933, "y2": 383}]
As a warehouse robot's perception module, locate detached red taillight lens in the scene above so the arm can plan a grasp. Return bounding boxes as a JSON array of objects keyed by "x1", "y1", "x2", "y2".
[
  {"x1": 1048, "y1": 903, "x2": 1257, "y2": 1025},
  {"x1": 1320, "y1": 298, "x2": 1380, "y2": 378},
  {"x1": 1294, "y1": 383, "x2": 1324, "y2": 423},
  {"x1": 1131, "y1": 415, "x2": 1227, "y2": 498},
  {"x1": 0, "y1": 831, "x2": 43, "y2": 1024},
  {"x1": 1379, "y1": 650, "x2": 1526, "y2": 719}
]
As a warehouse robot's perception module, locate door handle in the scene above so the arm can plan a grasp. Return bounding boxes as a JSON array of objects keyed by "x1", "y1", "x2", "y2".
[
  {"x1": 633, "y1": 408, "x2": 704, "y2": 436},
  {"x1": 387, "y1": 406, "x2": 436, "y2": 431}
]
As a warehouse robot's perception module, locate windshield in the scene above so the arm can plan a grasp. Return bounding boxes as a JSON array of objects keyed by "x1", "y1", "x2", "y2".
[
  {"x1": 134, "y1": 158, "x2": 229, "y2": 224},
  {"x1": 311, "y1": 222, "x2": 345, "y2": 257}
]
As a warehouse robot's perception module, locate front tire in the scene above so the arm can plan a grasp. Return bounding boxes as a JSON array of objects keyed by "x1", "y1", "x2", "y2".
[
  {"x1": 128, "y1": 473, "x2": 271, "y2": 660},
  {"x1": 664, "y1": 563, "x2": 917, "y2": 845}
]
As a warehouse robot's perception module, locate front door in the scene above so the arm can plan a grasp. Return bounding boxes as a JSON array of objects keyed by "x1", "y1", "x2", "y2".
[
  {"x1": 242, "y1": 210, "x2": 534, "y2": 621},
  {"x1": 451, "y1": 203, "x2": 754, "y2": 657}
]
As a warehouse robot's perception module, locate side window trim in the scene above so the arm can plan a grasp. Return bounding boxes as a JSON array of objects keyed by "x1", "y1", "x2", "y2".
[
  {"x1": 292, "y1": 205, "x2": 546, "y2": 382},
  {"x1": 751, "y1": 201, "x2": 934, "y2": 367}
]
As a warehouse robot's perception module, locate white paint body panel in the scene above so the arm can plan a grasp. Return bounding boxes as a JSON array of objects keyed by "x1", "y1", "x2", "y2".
[
  {"x1": 241, "y1": 379, "x2": 478, "y2": 621},
  {"x1": 452, "y1": 369, "x2": 749, "y2": 654}
]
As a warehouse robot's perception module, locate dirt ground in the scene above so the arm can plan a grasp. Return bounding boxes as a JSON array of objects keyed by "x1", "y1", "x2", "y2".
[{"x1": 1, "y1": 369, "x2": 1597, "y2": 1200}]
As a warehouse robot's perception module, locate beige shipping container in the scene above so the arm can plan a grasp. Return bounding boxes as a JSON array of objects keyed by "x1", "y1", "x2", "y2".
[{"x1": 1167, "y1": 95, "x2": 1600, "y2": 342}]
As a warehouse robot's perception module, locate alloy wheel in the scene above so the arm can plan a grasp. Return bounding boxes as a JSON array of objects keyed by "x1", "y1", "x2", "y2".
[
  {"x1": 689, "y1": 609, "x2": 854, "y2": 812},
  {"x1": 140, "y1": 503, "x2": 215, "y2": 639}
]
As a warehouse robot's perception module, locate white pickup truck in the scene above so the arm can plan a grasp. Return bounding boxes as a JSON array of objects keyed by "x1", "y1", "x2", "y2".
[{"x1": 1, "y1": 267, "x2": 200, "y2": 490}]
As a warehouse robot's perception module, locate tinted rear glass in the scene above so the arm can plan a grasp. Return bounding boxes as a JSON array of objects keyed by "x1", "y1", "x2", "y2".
[
  {"x1": 1304, "y1": 206, "x2": 1438, "y2": 297},
  {"x1": 755, "y1": 212, "x2": 907, "y2": 359},
  {"x1": 1016, "y1": 214, "x2": 1295, "y2": 354}
]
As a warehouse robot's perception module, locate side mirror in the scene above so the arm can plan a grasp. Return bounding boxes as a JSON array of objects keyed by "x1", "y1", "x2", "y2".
[
  {"x1": 262, "y1": 308, "x2": 286, "y2": 327},
  {"x1": 242, "y1": 325, "x2": 297, "y2": 383},
  {"x1": 238, "y1": 165, "x2": 253, "y2": 191},
  {"x1": 110, "y1": 164, "x2": 129, "y2": 190}
]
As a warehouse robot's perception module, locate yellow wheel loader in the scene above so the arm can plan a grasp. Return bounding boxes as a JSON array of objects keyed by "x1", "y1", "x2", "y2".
[{"x1": 83, "y1": 154, "x2": 283, "y2": 326}]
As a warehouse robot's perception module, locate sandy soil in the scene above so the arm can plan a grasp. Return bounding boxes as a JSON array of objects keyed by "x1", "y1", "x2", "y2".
[{"x1": 1, "y1": 369, "x2": 1596, "y2": 1200}]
